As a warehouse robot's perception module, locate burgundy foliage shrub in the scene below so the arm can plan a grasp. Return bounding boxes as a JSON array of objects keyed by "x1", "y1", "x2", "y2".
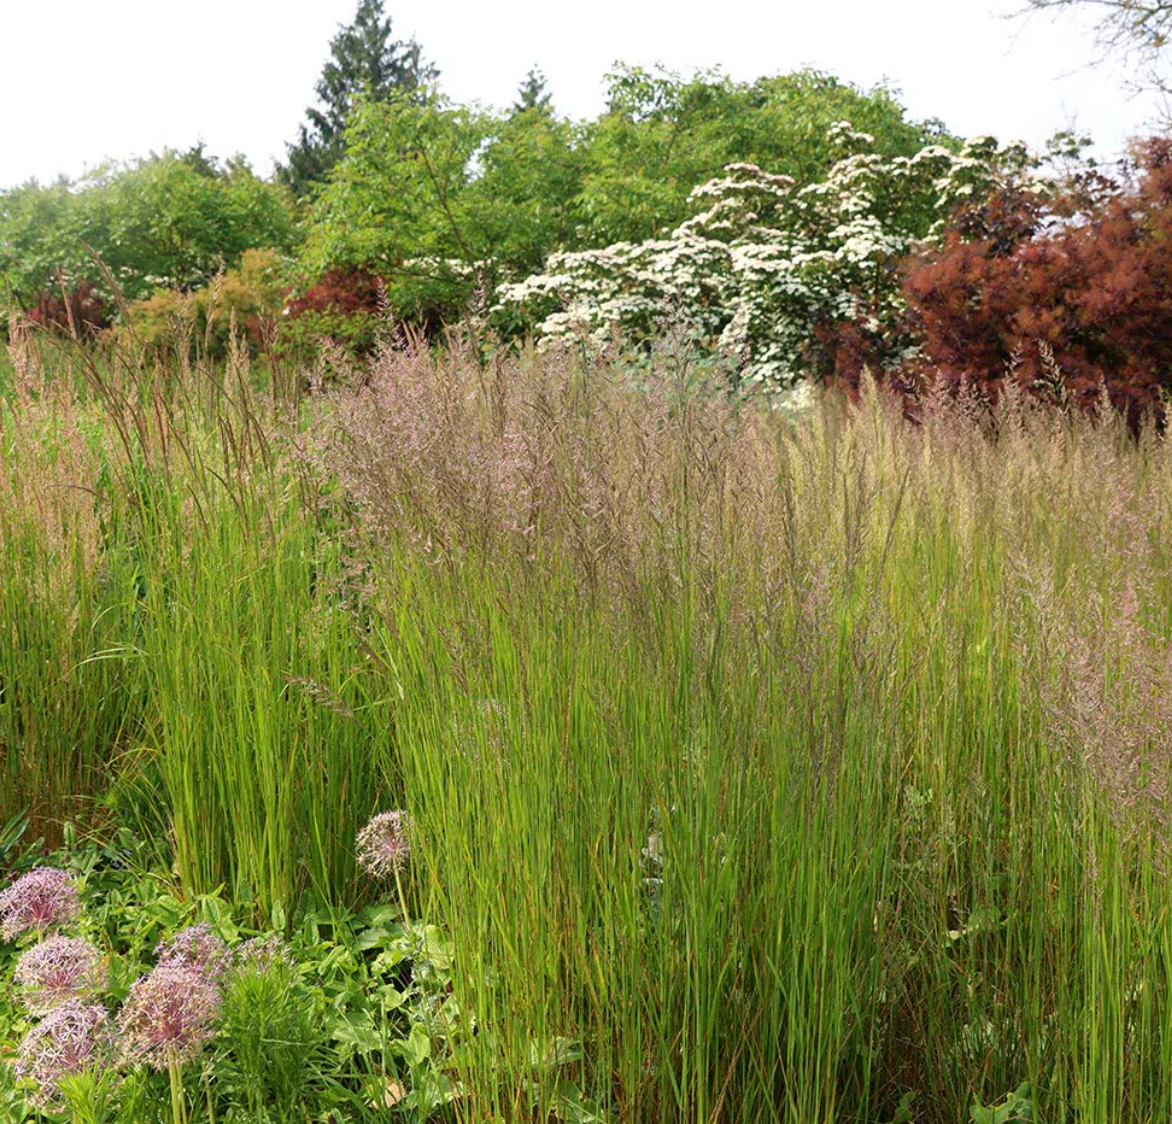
[
  {"x1": 894, "y1": 138, "x2": 1172, "y2": 426},
  {"x1": 282, "y1": 268, "x2": 385, "y2": 354},
  {"x1": 26, "y1": 280, "x2": 110, "y2": 337}
]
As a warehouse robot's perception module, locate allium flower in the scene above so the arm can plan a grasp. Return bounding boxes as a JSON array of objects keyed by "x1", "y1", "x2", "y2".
[
  {"x1": 0, "y1": 868, "x2": 81, "y2": 940},
  {"x1": 356, "y1": 809, "x2": 413, "y2": 878},
  {"x1": 234, "y1": 933, "x2": 292, "y2": 975},
  {"x1": 155, "y1": 923, "x2": 229, "y2": 980},
  {"x1": 14, "y1": 1000, "x2": 111, "y2": 1110},
  {"x1": 14, "y1": 935, "x2": 107, "y2": 1014},
  {"x1": 115, "y1": 964, "x2": 222, "y2": 1069}
]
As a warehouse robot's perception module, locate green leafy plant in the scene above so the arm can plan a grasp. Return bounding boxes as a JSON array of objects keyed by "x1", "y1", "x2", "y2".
[
  {"x1": 214, "y1": 937, "x2": 327, "y2": 1121},
  {"x1": 971, "y1": 1082, "x2": 1034, "y2": 1124},
  {"x1": 0, "y1": 150, "x2": 296, "y2": 318}
]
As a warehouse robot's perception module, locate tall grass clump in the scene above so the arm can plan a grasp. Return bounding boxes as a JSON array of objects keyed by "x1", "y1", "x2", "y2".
[
  {"x1": 99, "y1": 326, "x2": 390, "y2": 918},
  {"x1": 8, "y1": 307, "x2": 1172, "y2": 1120},
  {"x1": 0, "y1": 322, "x2": 146, "y2": 839},
  {"x1": 1, "y1": 314, "x2": 388, "y2": 914},
  {"x1": 318, "y1": 339, "x2": 1172, "y2": 1123}
]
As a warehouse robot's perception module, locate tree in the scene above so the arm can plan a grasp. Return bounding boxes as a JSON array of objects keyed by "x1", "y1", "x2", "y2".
[
  {"x1": 293, "y1": 66, "x2": 959, "y2": 338},
  {"x1": 495, "y1": 127, "x2": 1025, "y2": 389},
  {"x1": 280, "y1": 0, "x2": 438, "y2": 198},
  {"x1": 0, "y1": 152, "x2": 297, "y2": 313},
  {"x1": 571, "y1": 65, "x2": 953, "y2": 246},
  {"x1": 179, "y1": 141, "x2": 221, "y2": 179},
  {"x1": 467, "y1": 106, "x2": 583, "y2": 276},
  {"x1": 512, "y1": 67, "x2": 553, "y2": 116},
  {"x1": 1020, "y1": 0, "x2": 1172, "y2": 96},
  {"x1": 897, "y1": 136, "x2": 1172, "y2": 425},
  {"x1": 297, "y1": 93, "x2": 494, "y2": 328},
  {"x1": 296, "y1": 89, "x2": 588, "y2": 332}
]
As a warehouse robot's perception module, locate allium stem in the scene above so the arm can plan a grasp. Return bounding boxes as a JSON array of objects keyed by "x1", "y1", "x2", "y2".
[
  {"x1": 394, "y1": 867, "x2": 411, "y2": 927},
  {"x1": 169, "y1": 1061, "x2": 187, "y2": 1124},
  {"x1": 204, "y1": 1062, "x2": 216, "y2": 1124}
]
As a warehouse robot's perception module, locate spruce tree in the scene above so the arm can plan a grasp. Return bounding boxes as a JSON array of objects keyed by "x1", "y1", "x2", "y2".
[
  {"x1": 511, "y1": 67, "x2": 553, "y2": 116},
  {"x1": 281, "y1": 0, "x2": 438, "y2": 197}
]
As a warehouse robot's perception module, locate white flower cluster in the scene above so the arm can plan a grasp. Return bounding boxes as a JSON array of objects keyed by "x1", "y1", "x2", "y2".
[
  {"x1": 495, "y1": 126, "x2": 1043, "y2": 387},
  {"x1": 497, "y1": 234, "x2": 735, "y2": 351},
  {"x1": 400, "y1": 256, "x2": 494, "y2": 280}
]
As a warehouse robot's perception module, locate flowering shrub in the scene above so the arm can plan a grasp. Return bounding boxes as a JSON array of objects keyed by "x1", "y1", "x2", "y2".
[
  {"x1": 0, "y1": 868, "x2": 81, "y2": 941},
  {"x1": 496, "y1": 124, "x2": 1045, "y2": 388}
]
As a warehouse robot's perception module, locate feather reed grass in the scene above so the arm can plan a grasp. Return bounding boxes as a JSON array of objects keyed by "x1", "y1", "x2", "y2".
[{"x1": 4, "y1": 318, "x2": 1172, "y2": 1120}]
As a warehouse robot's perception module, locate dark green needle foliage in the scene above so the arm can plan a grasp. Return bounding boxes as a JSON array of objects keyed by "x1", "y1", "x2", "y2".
[{"x1": 280, "y1": 0, "x2": 439, "y2": 198}]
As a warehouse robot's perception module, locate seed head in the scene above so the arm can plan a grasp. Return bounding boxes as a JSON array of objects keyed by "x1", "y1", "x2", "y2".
[
  {"x1": 155, "y1": 923, "x2": 229, "y2": 980},
  {"x1": 115, "y1": 964, "x2": 222, "y2": 1070},
  {"x1": 0, "y1": 868, "x2": 81, "y2": 941},
  {"x1": 234, "y1": 933, "x2": 293, "y2": 975},
  {"x1": 14, "y1": 1000, "x2": 112, "y2": 1110},
  {"x1": 356, "y1": 810, "x2": 413, "y2": 879},
  {"x1": 14, "y1": 935, "x2": 107, "y2": 1014}
]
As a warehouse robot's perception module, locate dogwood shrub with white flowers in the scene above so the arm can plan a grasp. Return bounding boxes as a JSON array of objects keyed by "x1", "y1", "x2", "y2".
[{"x1": 495, "y1": 124, "x2": 1047, "y2": 388}]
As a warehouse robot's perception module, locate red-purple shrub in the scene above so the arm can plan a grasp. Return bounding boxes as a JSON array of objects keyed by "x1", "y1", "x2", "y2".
[
  {"x1": 281, "y1": 268, "x2": 385, "y2": 354},
  {"x1": 26, "y1": 280, "x2": 110, "y2": 337},
  {"x1": 894, "y1": 138, "x2": 1172, "y2": 426}
]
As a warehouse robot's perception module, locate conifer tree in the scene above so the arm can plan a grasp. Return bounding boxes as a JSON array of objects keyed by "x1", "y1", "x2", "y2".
[
  {"x1": 511, "y1": 67, "x2": 553, "y2": 116},
  {"x1": 281, "y1": 0, "x2": 438, "y2": 197}
]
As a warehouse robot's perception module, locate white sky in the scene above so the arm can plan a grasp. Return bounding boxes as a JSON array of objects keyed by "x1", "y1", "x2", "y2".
[{"x1": 0, "y1": 0, "x2": 1163, "y2": 190}]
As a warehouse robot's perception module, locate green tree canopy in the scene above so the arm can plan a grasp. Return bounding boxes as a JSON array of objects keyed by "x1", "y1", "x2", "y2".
[
  {"x1": 295, "y1": 65, "x2": 956, "y2": 328},
  {"x1": 573, "y1": 65, "x2": 953, "y2": 245},
  {"x1": 512, "y1": 67, "x2": 553, "y2": 116},
  {"x1": 298, "y1": 92, "x2": 494, "y2": 325},
  {"x1": 0, "y1": 151, "x2": 296, "y2": 311}
]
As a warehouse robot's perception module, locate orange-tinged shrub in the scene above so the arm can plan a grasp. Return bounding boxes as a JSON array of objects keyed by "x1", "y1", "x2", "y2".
[{"x1": 118, "y1": 248, "x2": 287, "y2": 360}]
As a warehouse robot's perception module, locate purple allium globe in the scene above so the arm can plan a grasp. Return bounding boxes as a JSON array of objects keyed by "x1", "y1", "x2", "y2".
[
  {"x1": 14, "y1": 1000, "x2": 111, "y2": 1110},
  {"x1": 0, "y1": 868, "x2": 81, "y2": 941},
  {"x1": 155, "y1": 922, "x2": 230, "y2": 980},
  {"x1": 115, "y1": 964, "x2": 222, "y2": 1070},
  {"x1": 233, "y1": 933, "x2": 292, "y2": 975},
  {"x1": 356, "y1": 810, "x2": 413, "y2": 879},
  {"x1": 14, "y1": 935, "x2": 107, "y2": 1014}
]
